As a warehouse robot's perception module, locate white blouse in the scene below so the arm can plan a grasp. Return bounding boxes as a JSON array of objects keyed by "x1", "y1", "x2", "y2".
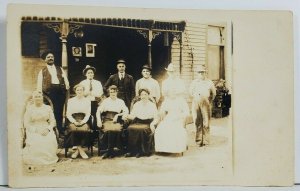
[
  {"x1": 97, "y1": 97, "x2": 129, "y2": 114},
  {"x1": 131, "y1": 100, "x2": 158, "y2": 120},
  {"x1": 66, "y1": 96, "x2": 91, "y2": 124},
  {"x1": 135, "y1": 78, "x2": 161, "y2": 102},
  {"x1": 79, "y1": 79, "x2": 103, "y2": 101},
  {"x1": 161, "y1": 77, "x2": 185, "y2": 97}
]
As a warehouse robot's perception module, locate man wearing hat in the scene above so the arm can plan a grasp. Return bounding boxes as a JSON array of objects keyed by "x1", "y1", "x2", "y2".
[
  {"x1": 80, "y1": 65, "x2": 103, "y2": 120},
  {"x1": 189, "y1": 65, "x2": 216, "y2": 146},
  {"x1": 37, "y1": 50, "x2": 70, "y2": 135},
  {"x1": 161, "y1": 63, "x2": 185, "y2": 99},
  {"x1": 135, "y1": 65, "x2": 160, "y2": 103},
  {"x1": 104, "y1": 59, "x2": 135, "y2": 109}
]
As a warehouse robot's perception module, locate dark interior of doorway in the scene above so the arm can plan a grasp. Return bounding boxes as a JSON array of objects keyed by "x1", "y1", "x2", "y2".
[{"x1": 67, "y1": 25, "x2": 171, "y2": 90}]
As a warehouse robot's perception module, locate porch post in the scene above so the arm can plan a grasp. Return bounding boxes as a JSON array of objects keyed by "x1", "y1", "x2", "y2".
[
  {"x1": 60, "y1": 21, "x2": 69, "y2": 75},
  {"x1": 60, "y1": 21, "x2": 70, "y2": 122},
  {"x1": 148, "y1": 30, "x2": 153, "y2": 68}
]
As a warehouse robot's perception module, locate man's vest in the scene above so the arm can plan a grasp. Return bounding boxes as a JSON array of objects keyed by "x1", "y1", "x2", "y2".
[{"x1": 42, "y1": 66, "x2": 65, "y2": 94}]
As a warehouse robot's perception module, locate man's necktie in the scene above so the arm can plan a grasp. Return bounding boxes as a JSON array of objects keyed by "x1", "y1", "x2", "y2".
[{"x1": 89, "y1": 80, "x2": 93, "y2": 92}]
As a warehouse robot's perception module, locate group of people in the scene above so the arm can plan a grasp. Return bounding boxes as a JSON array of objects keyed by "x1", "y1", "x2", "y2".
[{"x1": 22, "y1": 50, "x2": 216, "y2": 165}]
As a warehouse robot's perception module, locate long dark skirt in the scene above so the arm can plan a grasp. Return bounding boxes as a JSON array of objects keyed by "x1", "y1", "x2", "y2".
[
  {"x1": 65, "y1": 113, "x2": 92, "y2": 147},
  {"x1": 127, "y1": 118, "x2": 154, "y2": 155},
  {"x1": 99, "y1": 112, "x2": 124, "y2": 151},
  {"x1": 100, "y1": 120, "x2": 123, "y2": 150}
]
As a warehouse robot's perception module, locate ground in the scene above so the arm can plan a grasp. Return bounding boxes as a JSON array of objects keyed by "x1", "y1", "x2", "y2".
[{"x1": 22, "y1": 117, "x2": 232, "y2": 185}]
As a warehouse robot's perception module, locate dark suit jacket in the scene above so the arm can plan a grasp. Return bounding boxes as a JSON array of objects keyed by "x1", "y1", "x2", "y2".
[{"x1": 104, "y1": 73, "x2": 135, "y2": 107}]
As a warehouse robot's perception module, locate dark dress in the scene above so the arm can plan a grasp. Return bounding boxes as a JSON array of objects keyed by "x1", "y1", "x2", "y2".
[
  {"x1": 65, "y1": 97, "x2": 92, "y2": 147},
  {"x1": 96, "y1": 97, "x2": 129, "y2": 155},
  {"x1": 127, "y1": 100, "x2": 157, "y2": 156}
]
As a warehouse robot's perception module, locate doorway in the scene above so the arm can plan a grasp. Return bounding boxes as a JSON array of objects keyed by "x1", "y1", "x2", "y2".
[{"x1": 67, "y1": 25, "x2": 170, "y2": 88}]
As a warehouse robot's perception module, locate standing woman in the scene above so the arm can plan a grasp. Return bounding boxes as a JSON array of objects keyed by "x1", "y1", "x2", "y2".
[
  {"x1": 135, "y1": 65, "x2": 160, "y2": 103},
  {"x1": 65, "y1": 84, "x2": 91, "y2": 159},
  {"x1": 96, "y1": 85, "x2": 129, "y2": 159},
  {"x1": 23, "y1": 90, "x2": 58, "y2": 165},
  {"x1": 123, "y1": 88, "x2": 158, "y2": 158},
  {"x1": 80, "y1": 65, "x2": 103, "y2": 122}
]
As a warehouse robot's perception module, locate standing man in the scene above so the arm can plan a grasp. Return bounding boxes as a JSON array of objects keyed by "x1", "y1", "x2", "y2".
[
  {"x1": 80, "y1": 65, "x2": 104, "y2": 120},
  {"x1": 37, "y1": 50, "x2": 70, "y2": 135},
  {"x1": 135, "y1": 65, "x2": 160, "y2": 103},
  {"x1": 161, "y1": 63, "x2": 185, "y2": 100},
  {"x1": 189, "y1": 65, "x2": 216, "y2": 146},
  {"x1": 104, "y1": 59, "x2": 135, "y2": 109}
]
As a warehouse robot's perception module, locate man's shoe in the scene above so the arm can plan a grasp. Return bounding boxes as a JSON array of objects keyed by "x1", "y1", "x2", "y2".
[
  {"x1": 109, "y1": 153, "x2": 115, "y2": 159},
  {"x1": 124, "y1": 152, "x2": 132, "y2": 157},
  {"x1": 135, "y1": 153, "x2": 141, "y2": 158},
  {"x1": 102, "y1": 153, "x2": 109, "y2": 159}
]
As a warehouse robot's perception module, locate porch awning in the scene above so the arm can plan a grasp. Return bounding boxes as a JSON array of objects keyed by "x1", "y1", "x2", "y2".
[{"x1": 21, "y1": 16, "x2": 186, "y2": 32}]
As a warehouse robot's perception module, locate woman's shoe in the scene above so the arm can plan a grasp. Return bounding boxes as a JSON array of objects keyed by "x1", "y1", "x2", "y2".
[
  {"x1": 72, "y1": 146, "x2": 78, "y2": 150},
  {"x1": 78, "y1": 147, "x2": 89, "y2": 159},
  {"x1": 71, "y1": 150, "x2": 79, "y2": 159}
]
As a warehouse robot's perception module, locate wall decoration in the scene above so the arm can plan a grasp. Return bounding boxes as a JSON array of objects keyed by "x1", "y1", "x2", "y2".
[
  {"x1": 72, "y1": 46, "x2": 82, "y2": 57},
  {"x1": 85, "y1": 43, "x2": 97, "y2": 57}
]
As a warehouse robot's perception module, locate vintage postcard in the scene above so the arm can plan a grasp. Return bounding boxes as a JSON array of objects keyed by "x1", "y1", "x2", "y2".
[{"x1": 7, "y1": 4, "x2": 294, "y2": 187}]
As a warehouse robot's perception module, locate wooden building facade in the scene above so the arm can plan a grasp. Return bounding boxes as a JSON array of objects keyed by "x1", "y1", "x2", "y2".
[{"x1": 21, "y1": 17, "x2": 231, "y2": 117}]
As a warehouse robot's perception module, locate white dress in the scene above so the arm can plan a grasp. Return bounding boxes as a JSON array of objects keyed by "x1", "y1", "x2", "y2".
[
  {"x1": 154, "y1": 97, "x2": 190, "y2": 153},
  {"x1": 22, "y1": 104, "x2": 58, "y2": 165}
]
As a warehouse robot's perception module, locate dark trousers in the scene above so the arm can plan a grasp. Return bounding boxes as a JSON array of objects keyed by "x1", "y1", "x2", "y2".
[
  {"x1": 117, "y1": 91, "x2": 131, "y2": 110},
  {"x1": 91, "y1": 101, "x2": 98, "y2": 127},
  {"x1": 45, "y1": 85, "x2": 66, "y2": 134}
]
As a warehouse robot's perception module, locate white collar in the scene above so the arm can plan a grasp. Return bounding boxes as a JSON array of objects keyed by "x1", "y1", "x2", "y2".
[{"x1": 47, "y1": 64, "x2": 54, "y2": 69}]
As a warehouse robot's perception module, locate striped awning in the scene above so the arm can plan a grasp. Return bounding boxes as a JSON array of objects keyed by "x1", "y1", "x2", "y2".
[{"x1": 21, "y1": 16, "x2": 186, "y2": 32}]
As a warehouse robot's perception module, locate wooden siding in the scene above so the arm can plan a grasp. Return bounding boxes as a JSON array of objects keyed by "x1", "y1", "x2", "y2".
[
  {"x1": 171, "y1": 22, "x2": 208, "y2": 100},
  {"x1": 22, "y1": 57, "x2": 44, "y2": 96}
]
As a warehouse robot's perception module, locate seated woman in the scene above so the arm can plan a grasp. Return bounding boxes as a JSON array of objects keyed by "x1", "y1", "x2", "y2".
[
  {"x1": 22, "y1": 90, "x2": 58, "y2": 165},
  {"x1": 154, "y1": 93, "x2": 190, "y2": 154},
  {"x1": 96, "y1": 85, "x2": 129, "y2": 159},
  {"x1": 65, "y1": 84, "x2": 91, "y2": 159},
  {"x1": 123, "y1": 88, "x2": 158, "y2": 158}
]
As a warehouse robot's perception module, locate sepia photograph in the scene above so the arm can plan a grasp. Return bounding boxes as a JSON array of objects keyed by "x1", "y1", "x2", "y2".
[
  {"x1": 85, "y1": 43, "x2": 96, "y2": 57},
  {"x1": 19, "y1": 14, "x2": 232, "y2": 182},
  {"x1": 72, "y1": 46, "x2": 82, "y2": 57},
  {"x1": 7, "y1": 4, "x2": 294, "y2": 188}
]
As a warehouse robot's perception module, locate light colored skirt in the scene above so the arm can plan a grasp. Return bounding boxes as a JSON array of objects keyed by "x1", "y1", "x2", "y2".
[
  {"x1": 23, "y1": 129, "x2": 58, "y2": 165},
  {"x1": 154, "y1": 118, "x2": 187, "y2": 153}
]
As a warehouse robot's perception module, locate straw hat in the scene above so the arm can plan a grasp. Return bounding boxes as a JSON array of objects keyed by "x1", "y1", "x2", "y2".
[
  {"x1": 83, "y1": 65, "x2": 96, "y2": 75},
  {"x1": 142, "y1": 65, "x2": 152, "y2": 71}
]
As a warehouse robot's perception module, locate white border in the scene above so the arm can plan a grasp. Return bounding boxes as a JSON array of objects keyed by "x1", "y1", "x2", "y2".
[{"x1": 1, "y1": 0, "x2": 299, "y2": 188}]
